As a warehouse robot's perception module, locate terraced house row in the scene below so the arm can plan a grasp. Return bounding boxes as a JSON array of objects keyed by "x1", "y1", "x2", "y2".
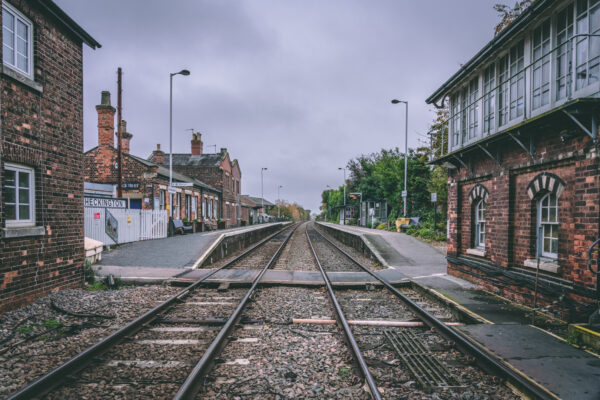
[{"x1": 429, "y1": 0, "x2": 600, "y2": 319}]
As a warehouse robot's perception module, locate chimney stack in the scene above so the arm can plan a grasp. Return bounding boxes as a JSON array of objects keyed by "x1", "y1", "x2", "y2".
[
  {"x1": 191, "y1": 133, "x2": 203, "y2": 156},
  {"x1": 96, "y1": 91, "x2": 116, "y2": 147},
  {"x1": 117, "y1": 120, "x2": 133, "y2": 154},
  {"x1": 153, "y1": 144, "x2": 164, "y2": 165},
  {"x1": 220, "y1": 148, "x2": 227, "y2": 155}
]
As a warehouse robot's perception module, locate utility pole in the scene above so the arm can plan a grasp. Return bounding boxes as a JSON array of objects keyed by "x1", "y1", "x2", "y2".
[
  {"x1": 117, "y1": 67, "x2": 123, "y2": 198},
  {"x1": 277, "y1": 185, "x2": 283, "y2": 219}
]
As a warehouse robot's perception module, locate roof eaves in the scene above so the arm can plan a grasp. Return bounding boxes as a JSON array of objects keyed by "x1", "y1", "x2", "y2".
[
  {"x1": 425, "y1": 0, "x2": 555, "y2": 104},
  {"x1": 36, "y1": 0, "x2": 101, "y2": 49}
]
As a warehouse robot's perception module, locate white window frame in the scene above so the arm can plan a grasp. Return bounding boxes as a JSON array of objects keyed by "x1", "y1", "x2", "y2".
[
  {"x1": 4, "y1": 163, "x2": 35, "y2": 227},
  {"x1": 474, "y1": 199, "x2": 486, "y2": 249},
  {"x1": 537, "y1": 192, "x2": 559, "y2": 259},
  {"x1": 2, "y1": 2, "x2": 33, "y2": 79}
]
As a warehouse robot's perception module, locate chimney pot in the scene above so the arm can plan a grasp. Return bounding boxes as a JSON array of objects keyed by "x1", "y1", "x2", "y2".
[{"x1": 101, "y1": 91, "x2": 111, "y2": 106}]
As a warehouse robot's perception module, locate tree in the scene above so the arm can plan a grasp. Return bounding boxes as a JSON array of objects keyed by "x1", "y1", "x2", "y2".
[{"x1": 493, "y1": 1, "x2": 535, "y2": 36}]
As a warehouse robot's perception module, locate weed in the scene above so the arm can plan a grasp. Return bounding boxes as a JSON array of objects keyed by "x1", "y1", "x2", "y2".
[
  {"x1": 43, "y1": 319, "x2": 61, "y2": 329},
  {"x1": 87, "y1": 281, "x2": 107, "y2": 291},
  {"x1": 17, "y1": 325, "x2": 33, "y2": 334},
  {"x1": 566, "y1": 331, "x2": 582, "y2": 346},
  {"x1": 337, "y1": 366, "x2": 353, "y2": 378}
]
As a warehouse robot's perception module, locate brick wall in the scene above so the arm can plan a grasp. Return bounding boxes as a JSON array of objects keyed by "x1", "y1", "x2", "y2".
[
  {"x1": 447, "y1": 120, "x2": 600, "y2": 320},
  {"x1": 0, "y1": 0, "x2": 86, "y2": 312}
]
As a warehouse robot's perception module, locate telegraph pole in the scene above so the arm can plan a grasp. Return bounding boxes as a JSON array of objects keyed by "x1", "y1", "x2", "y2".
[{"x1": 117, "y1": 67, "x2": 123, "y2": 198}]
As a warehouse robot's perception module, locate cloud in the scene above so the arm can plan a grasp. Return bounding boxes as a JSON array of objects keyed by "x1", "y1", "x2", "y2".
[{"x1": 56, "y1": 0, "x2": 500, "y2": 212}]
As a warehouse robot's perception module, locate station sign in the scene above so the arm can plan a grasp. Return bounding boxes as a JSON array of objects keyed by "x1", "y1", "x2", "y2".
[
  {"x1": 167, "y1": 186, "x2": 177, "y2": 194},
  {"x1": 122, "y1": 181, "x2": 140, "y2": 190},
  {"x1": 431, "y1": 192, "x2": 437, "y2": 202},
  {"x1": 171, "y1": 182, "x2": 193, "y2": 187},
  {"x1": 84, "y1": 196, "x2": 127, "y2": 209}
]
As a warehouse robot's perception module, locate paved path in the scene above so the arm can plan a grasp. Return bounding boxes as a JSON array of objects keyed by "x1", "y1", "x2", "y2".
[
  {"x1": 98, "y1": 223, "x2": 282, "y2": 269},
  {"x1": 319, "y1": 222, "x2": 600, "y2": 400}
]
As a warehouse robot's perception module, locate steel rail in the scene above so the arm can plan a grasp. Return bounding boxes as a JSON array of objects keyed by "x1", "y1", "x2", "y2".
[
  {"x1": 7, "y1": 223, "x2": 294, "y2": 400},
  {"x1": 311, "y1": 226, "x2": 557, "y2": 400},
  {"x1": 174, "y1": 223, "x2": 300, "y2": 400},
  {"x1": 305, "y1": 229, "x2": 383, "y2": 400}
]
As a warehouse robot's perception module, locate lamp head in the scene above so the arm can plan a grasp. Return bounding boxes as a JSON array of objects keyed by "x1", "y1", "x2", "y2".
[{"x1": 179, "y1": 69, "x2": 190, "y2": 76}]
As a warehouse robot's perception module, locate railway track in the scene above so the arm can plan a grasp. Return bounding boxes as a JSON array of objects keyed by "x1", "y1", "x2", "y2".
[
  {"x1": 7, "y1": 223, "x2": 298, "y2": 400},
  {"x1": 307, "y1": 225, "x2": 555, "y2": 400},
  {"x1": 6, "y1": 221, "x2": 557, "y2": 399}
]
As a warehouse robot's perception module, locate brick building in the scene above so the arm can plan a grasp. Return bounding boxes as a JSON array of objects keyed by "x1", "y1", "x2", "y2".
[
  {"x1": 0, "y1": 0, "x2": 99, "y2": 312},
  {"x1": 148, "y1": 133, "x2": 242, "y2": 227},
  {"x1": 428, "y1": 0, "x2": 600, "y2": 320},
  {"x1": 84, "y1": 92, "x2": 221, "y2": 227}
]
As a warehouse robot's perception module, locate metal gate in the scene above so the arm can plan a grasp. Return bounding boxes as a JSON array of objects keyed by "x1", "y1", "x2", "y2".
[{"x1": 85, "y1": 208, "x2": 168, "y2": 245}]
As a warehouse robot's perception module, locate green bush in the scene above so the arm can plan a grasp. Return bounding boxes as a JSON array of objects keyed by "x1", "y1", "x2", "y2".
[{"x1": 376, "y1": 223, "x2": 387, "y2": 230}]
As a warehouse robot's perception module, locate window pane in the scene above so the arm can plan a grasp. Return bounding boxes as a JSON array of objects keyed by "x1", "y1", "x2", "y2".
[
  {"x1": 551, "y1": 238, "x2": 558, "y2": 254},
  {"x1": 18, "y1": 187, "x2": 29, "y2": 204},
  {"x1": 4, "y1": 187, "x2": 16, "y2": 204},
  {"x1": 3, "y1": 11, "x2": 14, "y2": 31},
  {"x1": 16, "y1": 19, "x2": 27, "y2": 40},
  {"x1": 544, "y1": 238, "x2": 551, "y2": 253},
  {"x1": 549, "y1": 206, "x2": 557, "y2": 222},
  {"x1": 17, "y1": 36, "x2": 26, "y2": 55},
  {"x1": 6, "y1": 204, "x2": 16, "y2": 220},
  {"x1": 592, "y1": 4, "x2": 600, "y2": 32},
  {"x1": 5, "y1": 169, "x2": 16, "y2": 187},
  {"x1": 19, "y1": 204, "x2": 30, "y2": 220},
  {"x1": 542, "y1": 207, "x2": 548, "y2": 221},
  {"x1": 17, "y1": 53, "x2": 27, "y2": 72},
  {"x1": 18, "y1": 171, "x2": 29, "y2": 188},
  {"x1": 3, "y1": 42, "x2": 14, "y2": 65}
]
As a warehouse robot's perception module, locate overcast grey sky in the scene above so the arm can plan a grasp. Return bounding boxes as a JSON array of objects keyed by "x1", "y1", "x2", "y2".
[{"x1": 57, "y1": 0, "x2": 502, "y2": 213}]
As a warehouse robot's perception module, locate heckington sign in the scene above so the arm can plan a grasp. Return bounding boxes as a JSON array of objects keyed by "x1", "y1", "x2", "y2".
[{"x1": 84, "y1": 197, "x2": 127, "y2": 209}]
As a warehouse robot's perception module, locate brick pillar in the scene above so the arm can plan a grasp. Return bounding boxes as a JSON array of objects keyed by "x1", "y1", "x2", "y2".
[
  {"x1": 191, "y1": 133, "x2": 203, "y2": 155},
  {"x1": 489, "y1": 172, "x2": 510, "y2": 267},
  {"x1": 447, "y1": 179, "x2": 459, "y2": 257},
  {"x1": 96, "y1": 91, "x2": 115, "y2": 147},
  {"x1": 573, "y1": 148, "x2": 600, "y2": 287},
  {"x1": 152, "y1": 144, "x2": 164, "y2": 164}
]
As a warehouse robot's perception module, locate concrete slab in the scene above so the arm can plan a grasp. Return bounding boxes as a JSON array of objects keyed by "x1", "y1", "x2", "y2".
[
  {"x1": 459, "y1": 324, "x2": 600, "y2": 400},
  {"x1": 98, "y1": 223, "x2": 282, "y2": 269},
  {"x1": 175, "y1": 267, "x2": 408, "y2": 286},
  {"x1": 94, "y1": 265, "x2": 182, "y2": 284}
]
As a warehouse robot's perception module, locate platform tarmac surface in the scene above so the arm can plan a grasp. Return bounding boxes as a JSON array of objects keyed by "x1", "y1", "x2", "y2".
[
  {"x1": 319, "y1": 222, "x2": 600, "y2": 400},
  {"x1": 98, "y1": 223, "x2": 281, "y2": 269}
]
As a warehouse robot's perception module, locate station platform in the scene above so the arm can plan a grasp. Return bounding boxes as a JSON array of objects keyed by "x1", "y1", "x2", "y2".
[
  {"x1": 318, "y1": 222, "x2": 600, "y2": 399},
  {"x1": 97, "y1": 222, "x2": 284, "y2": 270}
]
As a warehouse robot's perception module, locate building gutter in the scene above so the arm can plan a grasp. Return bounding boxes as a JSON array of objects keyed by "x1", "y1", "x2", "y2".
[{"x1": 36, "y1": 0, "x2": 101, "y2": 49}]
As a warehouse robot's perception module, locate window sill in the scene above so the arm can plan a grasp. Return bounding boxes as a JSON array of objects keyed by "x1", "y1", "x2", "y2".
[
  {"x1": 1, "y1": 225, "x2": 46, "y2": 239},
  {"x1": 1, "y1": 65, "x2": 43, "y2": 93},
  {"x1": 466, "y1": 248, "x2": 486, "y2": 257},
  {"x1": 524, "y1": 258, "x2": 561, "y2": 274}
]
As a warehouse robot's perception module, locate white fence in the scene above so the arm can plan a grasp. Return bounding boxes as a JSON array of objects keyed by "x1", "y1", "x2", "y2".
[{"x1": 84, "y1": 207, "x2": 168, "y2": 245}]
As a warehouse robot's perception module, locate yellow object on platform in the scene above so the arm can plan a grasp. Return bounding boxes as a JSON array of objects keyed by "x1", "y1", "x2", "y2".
[{"x1": 396, "y1": 218, "x2": 410, "y2": 232}]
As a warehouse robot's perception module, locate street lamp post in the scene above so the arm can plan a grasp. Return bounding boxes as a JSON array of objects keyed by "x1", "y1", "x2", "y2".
[
  {"x1": 261, "y1": 167, "x2": 267, "y2": 223},
  {"x1": 391, "y1": 99, "x2": 408, "y2": 217},
  {"x1": 277, "y1": 185, "x2": 283, "y2": 219},
  {"x1": 169, "y1": 69, "x2": 190, "y2": 186},
  {"x1": 167, "y1": 69, "x2": 190, "y2": 234},
  {"x1": 338, "y1": 167, "x2": 346, "y2": 224}
]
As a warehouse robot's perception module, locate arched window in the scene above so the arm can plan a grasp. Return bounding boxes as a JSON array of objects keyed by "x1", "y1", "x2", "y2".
[
  {"x1": 538, "y1": 192, "x2": 558, "y2": 258},
  {"x1": 475, "y1": 199, "x2": 486, "y2": 249}
]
